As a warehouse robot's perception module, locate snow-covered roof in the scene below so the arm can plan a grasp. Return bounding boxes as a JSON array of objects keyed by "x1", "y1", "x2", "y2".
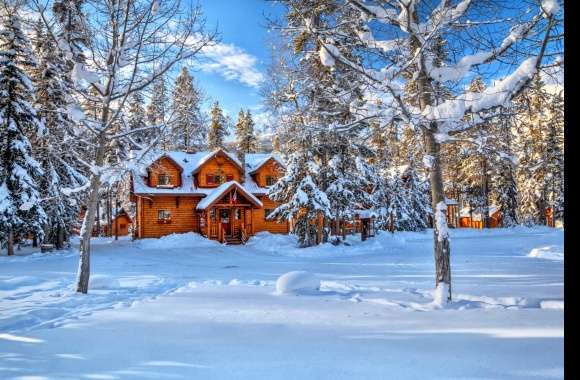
[
  {"x1": 137, "y1": 149, "x2": 242, "y2": 177},
  {"x1": 196, "y1": 181, "x2": 263, "y2": 210},
  {"x1": 245, "y1": 153, "x2": 285, "y2": 174},
  {"x1": 131, "y1": 149, "x2": 284, "y2": 197},
  {"x1": 355, "y1": 209, "x2": 377, "y2": 219},
  {"x1": 459, "y1": 206, "x2": 501, "y2": 218}
]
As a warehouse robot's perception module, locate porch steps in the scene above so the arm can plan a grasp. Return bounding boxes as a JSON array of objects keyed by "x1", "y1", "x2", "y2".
[{"x1": 224, "y1": 236, "x2": 244, "y2": 245}]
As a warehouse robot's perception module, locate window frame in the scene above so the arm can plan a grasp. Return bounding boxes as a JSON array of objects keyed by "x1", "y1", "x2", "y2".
[
  {"x1": 265, "y1": 175, "x2": 276, "y2": 187},
  {"x1": 157, "y1": 174, "x2": 172, "y2": 187},
  {"x1": 157, "y1": 210, "x2": 172, "y2": 223}
]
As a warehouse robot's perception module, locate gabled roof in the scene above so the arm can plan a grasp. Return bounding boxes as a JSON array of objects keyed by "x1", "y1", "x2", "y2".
[
  {"x1": 196, "y1": 181, "x2": 263, "y2": 210},
  {"x1": 191, "y1": 148, "x2": 244, "y2": 174},
  {"x1": 146, "y1": 154, "x2": 184, "y2": 173},
  {"x1": 245, "y1": 153, "x2": 285, "y2": 174},
  {"x1": 131, "y1": 149, "x2": 285, "y2": 196}
]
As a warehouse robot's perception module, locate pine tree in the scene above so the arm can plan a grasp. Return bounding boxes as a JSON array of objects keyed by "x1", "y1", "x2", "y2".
[
  {"x1": 146, "y1": 75, "x2": 168, "y2": 147},
  {"x1": 0, "y1": 8, "x2": 47, "y2": 254},
  {"x1": 127, "y1": 91, "x2": 149, "y2": 147},
  {"x1": 208, "y1": 101, "x2": 228, "y2": 150},
  {"x1": 32, "y1": 18, "x2": 87, "y2": 248},
  {"x1": 170, "y1": 67, "x2": 206, "y2": 150},
  {"x1": 268, "y1": 143, "x2": 331, "y2": 247},
  {"x1": 52, "y1": 0, "x2": 89, "y2": 66},
  {"x1": 235, "y1": 109, "x2": 258, "y2": 155}
]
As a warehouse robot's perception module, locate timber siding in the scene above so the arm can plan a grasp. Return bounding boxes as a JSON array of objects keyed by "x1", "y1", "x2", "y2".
[
  {"x1": 147, "y1": 157, "x2": 182, "y2": 188},
  {"x1": 196, "y1": 158, "x2": 243, "y2": 187},
  {"x1": 252, "y1": 196, "x2": 289, "y2": 234},
  {"x1": 132, "y1": 149, "x2": 289, "y2": 241},
  {"x1": 137, "y1": 196, "x2": 201, "y2": 238},
  {"x1": 252, "y1": 158, "x2": 284, "y2": 187}
]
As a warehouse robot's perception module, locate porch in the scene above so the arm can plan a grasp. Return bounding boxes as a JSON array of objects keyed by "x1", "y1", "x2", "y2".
[{"x1": 196, "y1": 181, "x2": 263, "y2": 244}]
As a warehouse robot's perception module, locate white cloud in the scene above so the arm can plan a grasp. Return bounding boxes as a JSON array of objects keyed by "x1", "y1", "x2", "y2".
[{"x1": 198, "y1": 42, "x2": 264, "y2": 88}]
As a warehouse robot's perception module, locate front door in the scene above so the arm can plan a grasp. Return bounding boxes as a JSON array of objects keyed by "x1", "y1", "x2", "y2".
[{"x1": 220, "y1": 209, "x2": 231, "y2": 236}]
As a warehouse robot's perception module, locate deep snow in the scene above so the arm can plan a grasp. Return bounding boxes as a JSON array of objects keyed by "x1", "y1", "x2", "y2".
[{"x1": 0, "y1": 227, "x2": 564, "y2": 379}]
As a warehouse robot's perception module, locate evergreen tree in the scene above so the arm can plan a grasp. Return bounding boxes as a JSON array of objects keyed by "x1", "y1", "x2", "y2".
[
  {"x1": 127, "y1": 91, "x2": 149, "y2": 147},
  {"x1": 207, "y1": 101, "x2": 228, "y2": 150},
  {"x1": 0, "y1": 8, "x2": 47, "y2": 254},
  {"x1": 170, "y1": 67, "x2": 206, "y2": 150},
  {"x1": 32, "y1": 18, "x2": 86, "y2": 248},
  {"x1": 146, "y1": 75, "x2": 168, "y2": 146},
  {"x1": 52, "y1": 0, "x2": 89, "y2": 66},
  {"x1": 235, "y1": 109, "x2": 258, "y2": 155},
  {"x1": 268, "y1": 143, "x2": 331, "y2": 247}
]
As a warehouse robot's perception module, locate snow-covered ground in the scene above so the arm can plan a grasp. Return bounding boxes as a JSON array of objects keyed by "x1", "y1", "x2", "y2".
[{"x1": 0, "y1": 227, "x2": 563, "y2": 379}]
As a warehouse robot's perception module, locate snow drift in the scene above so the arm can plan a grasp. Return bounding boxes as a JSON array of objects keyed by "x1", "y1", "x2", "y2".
[
  {"x1": 275, "y1": 271, "x2": 320, "y2": 295},
  {"x1": 528, "y1": 245, "x2": 564, "y2": 261}
]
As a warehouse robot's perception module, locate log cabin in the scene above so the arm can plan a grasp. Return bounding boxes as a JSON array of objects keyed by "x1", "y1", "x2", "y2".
[
  {"x1": 458, "y1": 206, "x2": 503, "y2": 228},
  {"x1": 130, "y1": 148, "x2": 289, "y2": 244}
]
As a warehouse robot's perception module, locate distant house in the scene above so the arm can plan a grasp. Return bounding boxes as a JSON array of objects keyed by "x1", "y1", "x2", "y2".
[
  {"x1": 459, "y1": 206, "x2": 502, "y2": 228},
  {"x1": 129, "y1": 149, "x2": 289, "y2": 244}
]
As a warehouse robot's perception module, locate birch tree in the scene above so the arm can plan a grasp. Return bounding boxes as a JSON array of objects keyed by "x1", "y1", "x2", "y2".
[
  {"x1": 35, "y1": 0, "x2": 217, "y2": 293},
  {"x1": 279, "y1": 0, "x2": 561, "y2": 303}
]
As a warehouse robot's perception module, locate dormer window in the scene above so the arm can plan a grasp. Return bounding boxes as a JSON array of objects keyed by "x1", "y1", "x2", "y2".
[
  {"x1": 157, "y1": 174, "x2": 172, "y2": 187},
  {"x1": 206, "y1": 173, "x2": 234, "y2": 186},
  {"x1": 265, "y1": 175, "x2": 276, "y2": 186}
]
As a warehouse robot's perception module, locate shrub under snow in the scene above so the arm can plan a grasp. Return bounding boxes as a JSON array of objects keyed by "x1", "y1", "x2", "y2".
[{"x1": 275, "y1": 271, "x2": 320, "y2": 295}]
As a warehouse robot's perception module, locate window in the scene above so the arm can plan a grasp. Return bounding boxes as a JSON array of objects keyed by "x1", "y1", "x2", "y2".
[
  {"x1": 214, "y1": 175, "x2": 224, "y2": 185},
  {"x1": 226, "y1": 174, "x2": 234, "y2": 182},
  {"x1": 158, "y1": 174, "x2": 171, "y2": 186},
  {"x1": 120, "y1": 223, "x2": 126, "y2": 229},
  {"x1": 206, "y1": 174, "x2": 215, "y2": 185},
  {"x1": 158, "y1": 210, "x2": 171, "y2": 223},
  {"x1": 265, "y1": 175, "x2": 276, "y2": 186}
]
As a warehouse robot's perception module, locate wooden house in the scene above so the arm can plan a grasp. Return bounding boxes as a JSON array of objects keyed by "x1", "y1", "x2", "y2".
[
  {"x1": 459, "y1": 206, "x2": 502, "y2": 228},
  {"x1": 130, "y1": 149, "x2": 289, "y2": 244}
]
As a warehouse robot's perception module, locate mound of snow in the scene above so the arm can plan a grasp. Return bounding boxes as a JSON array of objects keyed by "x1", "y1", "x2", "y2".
[
  {"x1": 137, "y1": 232, "x2": 218, "y2": 250},
  {"x1": 89, "y1": 275, "x2": 121, "y2": 290},
  {"x1": 528, "y1": 246, "x2": 563, "y2": 261},
  {"x1": 276, "y1": 271, "x2": 320, "y2": 295}
]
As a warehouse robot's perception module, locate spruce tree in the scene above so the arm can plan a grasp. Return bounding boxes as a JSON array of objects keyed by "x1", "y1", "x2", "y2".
[
  {"x1": 235, "y1": 109, "x2": 258, "y2": 155},
  {"x1": 32, "y1": 18, "x2": 86, "y2": 248},
  {"x1": 170, "y1": 67, "x2": 205, "y2": 150},
  {"x1": 127, "y1": 91, "x2": 149, "y2": 147},
  {"x1": 0, "y1": 9, "x2": 47, "y2": 254},
  {"x1": 146, "y1": 75, "x2": 168, "y2": 147},
  {"x1": 208, "y1": 101, "x2": 228, "y2": 150}
]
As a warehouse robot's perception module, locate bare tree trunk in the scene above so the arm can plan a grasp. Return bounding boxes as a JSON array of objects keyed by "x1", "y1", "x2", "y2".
[
  {"x1": 96, "y1": 195, "x2": 101, "y2": 237},
  {"x1": 76, "y1": 137, "x2": 106, "y2": 294},
  {"x1": 425, "y1": 130, "x2": 452, "y2": 302},
  {"x1": 7, "y1": 229, "x2": 14, "y2": 256},
  {"x1": 56, "y1": 225, "x2": 65, "y2": 250},
  {"x1": 481, "y1": 157, "x2": 490, "y2": 228}
]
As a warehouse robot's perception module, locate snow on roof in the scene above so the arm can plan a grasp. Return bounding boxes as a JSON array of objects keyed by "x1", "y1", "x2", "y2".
[
  {"x1": 245, "y1": 153, "x2": 285, "y2": 174},
  {"x1": 445, "y1": 198, "x2": 458, "y2": 205},
  {"x1": 355, "y1": 209, "x2": 377, "y2": 218},
  {"x1": 132, "y1": 149, "x2": 283, "y2": 196},
  {"x1": 459, "y1": 206, "x2": 501, "y2": 218},
  {"x1": 196, "y1": 181, "x2": 263, "y2": 210}
]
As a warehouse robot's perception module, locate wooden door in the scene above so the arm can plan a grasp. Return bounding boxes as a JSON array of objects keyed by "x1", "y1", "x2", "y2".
[{"x1": 220, "y1": 209, "x2": 231, "y2": 236}]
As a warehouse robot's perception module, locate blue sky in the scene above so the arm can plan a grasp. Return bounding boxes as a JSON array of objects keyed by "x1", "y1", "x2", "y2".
[{"x1": 183, "y1": 0, "x2": 284, "y2": 134}]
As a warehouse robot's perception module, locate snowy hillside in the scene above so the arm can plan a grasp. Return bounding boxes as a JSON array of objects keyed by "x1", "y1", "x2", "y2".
[{"x1": 0, "y1": 227, "x2": 563, "y2": 379}]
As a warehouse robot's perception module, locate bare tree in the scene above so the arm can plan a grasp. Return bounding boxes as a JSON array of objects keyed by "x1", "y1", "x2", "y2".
[
  {"x1": 274, "y1": 0, "x2": 561, "y2": 304},
  {"x1": 34, "y1": 0, "x2": 218, "y2": 293}
]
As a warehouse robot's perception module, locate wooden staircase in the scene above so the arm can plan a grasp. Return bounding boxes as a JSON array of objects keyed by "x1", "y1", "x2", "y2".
[{"x1": 224, "y1": 235, "x2": 243, "y2": 245}]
